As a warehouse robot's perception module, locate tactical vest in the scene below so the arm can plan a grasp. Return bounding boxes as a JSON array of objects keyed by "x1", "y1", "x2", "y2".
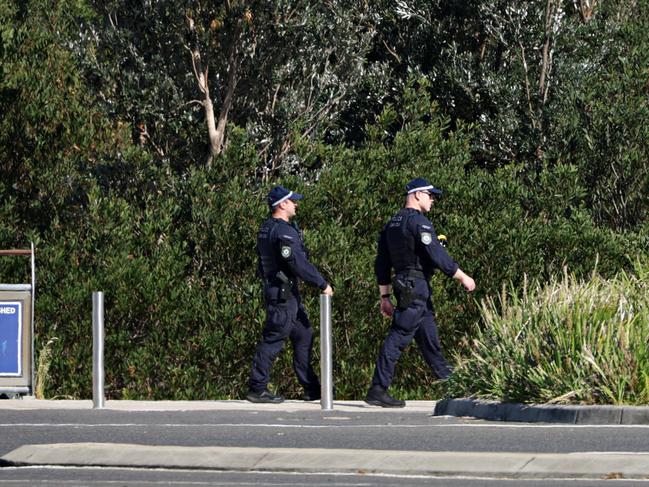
[
  {"x1": 385, "y1": 209, "x2": 424, "y2": 274},
  {"x1": 257, "y1": 219, "x2": 281, "y2": 280},
  {"x1": 257, "y1": 218, "x2": 296, "y2": 282}
]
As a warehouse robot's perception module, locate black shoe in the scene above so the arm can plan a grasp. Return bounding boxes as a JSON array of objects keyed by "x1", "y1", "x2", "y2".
[
  {"x1": 364, "y1": 385, "x2": 405, "y2": 408},
  {"x1": 301, "y1": 389, "x2": 321, "y2": 401},
  {"x1": 245, "y1": 389, "x2": 284, "y2": 404}
]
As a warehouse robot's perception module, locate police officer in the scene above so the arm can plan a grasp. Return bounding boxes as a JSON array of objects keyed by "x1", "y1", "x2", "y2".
[
  {"x1": 246, "y1": 185, "x2": 334, "y2": 403},
  {"x1": 365, "y1": 178, "x2": 475, "y2": 407}
]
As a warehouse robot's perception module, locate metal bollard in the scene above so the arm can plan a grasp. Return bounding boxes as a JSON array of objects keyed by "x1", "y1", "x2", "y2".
[
  {"x1": 92, "y1": 292, "x2": 105, "y2": 409},
  {"x1": 320, "y1": 294, "x2": 333, "y2": 410}
]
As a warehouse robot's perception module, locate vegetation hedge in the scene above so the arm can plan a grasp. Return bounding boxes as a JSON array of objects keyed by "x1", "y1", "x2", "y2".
[
  {"x1": 3, "y1": 95, "x2": 646, "y2": 401},
  {"x1": 1, "y1": 1, "x2": 647, "y2": 403}
]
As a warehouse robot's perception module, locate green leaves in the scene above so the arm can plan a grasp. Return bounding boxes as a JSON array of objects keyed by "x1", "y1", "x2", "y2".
[
  {"x1": 446, "y1": 264, "x2": 649, "y2": 405},
  {"x1": 1, "y1": 0, "x2": 647, "y2": 402}
]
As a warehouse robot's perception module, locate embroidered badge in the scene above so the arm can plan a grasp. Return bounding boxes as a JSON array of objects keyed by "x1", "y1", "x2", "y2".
[
  {"x1": 421, "y1": 232, "x2": 433, "y2": 245},
  {"x1": 281, "y1": 246, "x2": 292, "y2": 258}
]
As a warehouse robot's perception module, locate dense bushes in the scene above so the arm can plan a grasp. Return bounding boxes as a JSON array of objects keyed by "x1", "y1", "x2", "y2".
[
  {"x1": 1, "y1": 1, "x2": 647, "y2": 403},
  {"x1": 6, "y1": 96, "x2": 643, "y2": 401}
]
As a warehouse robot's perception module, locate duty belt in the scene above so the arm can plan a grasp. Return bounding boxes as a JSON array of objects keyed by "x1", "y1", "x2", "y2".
[
  {"x1": 264, "y1": 271, "x2": 294, "y2": 301},
  {"x1": 392, "y1": 271, "x2": 429, "y2": 309},
  {"x1": 396, "y1": 269, "x2": 427, "y2": 280}
]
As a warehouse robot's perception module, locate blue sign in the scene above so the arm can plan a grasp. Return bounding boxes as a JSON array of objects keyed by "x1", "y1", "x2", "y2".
[{"x1": 0, "y1": 301, "x2": 21, "y2": 376}]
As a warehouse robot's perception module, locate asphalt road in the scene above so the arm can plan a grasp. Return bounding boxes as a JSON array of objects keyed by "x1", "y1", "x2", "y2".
[
  {"x1": 3, "y1": 466, "x2": 649, "y2": 487},
  {"x1": 3, "y1": 408, "x2": 649, "y2": 456},
  {"x1": 3, "y1": 403, "x2": 649, "y2": 486}
]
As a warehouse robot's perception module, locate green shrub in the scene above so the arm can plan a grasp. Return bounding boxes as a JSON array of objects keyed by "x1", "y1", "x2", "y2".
[
  {"x1": 445, "y1": 260, "x2": 649, "y2": 405},
  {"x1": 1, "y1": 72, "x2": 645, "y2": 400}
]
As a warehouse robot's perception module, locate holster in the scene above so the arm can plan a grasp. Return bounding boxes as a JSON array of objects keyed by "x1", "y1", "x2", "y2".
[
  {"x1": 276, "y1": 271, "x2": 293, "y2": 301},
  {"x1": 392, "y1": 276, "x2": 415, "y2": 309},
  {"x1": 392, "y1": 275, "x2": 427, "y2": 309}
]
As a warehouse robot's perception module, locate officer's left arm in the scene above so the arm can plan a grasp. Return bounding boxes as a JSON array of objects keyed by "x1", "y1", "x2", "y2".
[
  {"x1": 414, "y1": 217, "x2": 459, "y2": 277},
  {"x1": 374, "y1": 228, "x2": 392, "y2": 286},
  {"x1": 375, "y1": 228, "x2": 394, "y2": 317},
  {"x1": 278, "y1": 228, "x2": 328, "y2": 290}
]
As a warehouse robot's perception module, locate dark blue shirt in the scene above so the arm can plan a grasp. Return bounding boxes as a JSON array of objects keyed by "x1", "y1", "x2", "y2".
[
  {"x1": 257, "y1": 218, "x2": 328, "y2": 290},
  {"x1": 375, "y1": 208, "x2": 459, "y2": 285}
]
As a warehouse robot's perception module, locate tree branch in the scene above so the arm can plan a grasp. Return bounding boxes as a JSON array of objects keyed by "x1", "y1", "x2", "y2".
[
  {"x1": 539, "y1": 0, "x2": 560, "y2": 101},
  {"x1": 382, "y1": 39, "x2": 402, "y2": 63},
  {"x1": 211, "y1": 21, "x2": 243, "y2": 161},
  {"x1": 518, "y1": 42, "x2": 537, "y2": 130},
  {"x1": 578, "y1": 0, "x2": 598, "y2": 22},
  {"x1": 271, "y1": 83, "x2": 281, "y2": 115}
]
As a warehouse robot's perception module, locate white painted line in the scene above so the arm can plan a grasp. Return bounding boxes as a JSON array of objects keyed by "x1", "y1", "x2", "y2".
[
  {"x1": 4, "y1": 422, "x2": 649, "y2": 429},
  {"x1": 4, "y1": 465, "x2": 649, "y2": 484},
  {"x1": 570, "y1": 451, "x2": 649, "y2": 455}
]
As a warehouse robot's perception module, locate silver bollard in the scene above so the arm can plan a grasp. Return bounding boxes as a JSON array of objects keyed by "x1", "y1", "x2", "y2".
[
  {"x1": 92, "y1": 292, "x2": 105, "y2": 409},
  {"x1": 320, "y1": 294, "x2": 333, "y2": 410}
]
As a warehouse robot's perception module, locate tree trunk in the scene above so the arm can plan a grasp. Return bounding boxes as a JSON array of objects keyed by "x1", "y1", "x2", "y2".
[
  {"x1": 204, "y1": 95, "x2": 222, "y2": 158},
  {"x1": 539, "y1": 0, "x2": 560, "y2": 101},
  {"x1": 578, "y1": 0, "x2": 597, "y2": 22},
  {"x1": 186, "y1": 15, "x2": 240, "y2": 167},
  {"x1": 211, "y1": 41, "x2": 240, "y2": 161}
]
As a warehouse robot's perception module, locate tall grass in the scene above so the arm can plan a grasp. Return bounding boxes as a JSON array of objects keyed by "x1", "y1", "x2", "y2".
[
  {"x1": 35, "y1": 338, "x2": 57, "y2": 399},
  {"x1": 446, "y1": 261, "x2": 649, "y2": 405}
]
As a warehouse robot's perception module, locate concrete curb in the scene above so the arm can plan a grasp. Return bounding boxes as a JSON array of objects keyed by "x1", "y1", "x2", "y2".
[
  {"x1": 434, "y1": 398, "x2": 649, "y2": 424},
  {"x1": 3, "y1": 443, "x2": 649, "y2": 479},
  {"x1": 0, "y1": 399, "x2": 437, "y2": 413}
]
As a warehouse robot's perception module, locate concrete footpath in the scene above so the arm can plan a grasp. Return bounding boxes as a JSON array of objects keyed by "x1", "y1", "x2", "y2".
[
  {"x1": 3, "y1": 399, "x2": 649, "y2": 479},
  {"x1": 4, "y1": 442, "x2": 649, "y2": 479},
  {"x1": 3, "y1": 396, "x2": 649, "y2": 424},
  {"x1": 0, "y1": 398, "x2": 436, "y2": 413}
]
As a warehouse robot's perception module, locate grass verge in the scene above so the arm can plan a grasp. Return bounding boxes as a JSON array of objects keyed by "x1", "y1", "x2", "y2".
[{"x1": 446, "y1": 260, "x2": 649, "y2": 405}]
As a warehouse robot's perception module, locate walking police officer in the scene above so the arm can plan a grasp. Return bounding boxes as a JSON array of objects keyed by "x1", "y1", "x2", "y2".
[
  {"x1": 246, "y1": 185, "x2": 333, "y2": 403},
  {"x1": 365, "y1": 178, "x2": 475, "y2": 407}
]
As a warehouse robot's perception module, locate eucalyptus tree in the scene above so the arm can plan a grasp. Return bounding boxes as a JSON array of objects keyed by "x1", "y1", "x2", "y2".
[
  {"x1": 367, "y1": 0, "x2": 648, "y2": 232},
  {"x1": 367, "y1": 1, "x2": 641, "y2": 164},
  {"x1": 83, "y1": 0, "x2": 382, "y2": 173},
  {"x1": 0, "y1": 0, "x2": 117, "y2": 236}
]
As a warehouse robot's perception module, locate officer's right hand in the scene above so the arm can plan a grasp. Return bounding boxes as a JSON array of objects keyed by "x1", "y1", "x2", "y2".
[
  {"x1": 462, "y1": 275, "x2": 476, "y2": 292},
  {"x1": 380, "y1": 298, "x2": 394, "y2": 318},
  {"x1": 322, "y1": 284, "x2": 334, "y2": 296},
  {"x1": 454, "y1": 269, "x2": 476, "y2": 292}
]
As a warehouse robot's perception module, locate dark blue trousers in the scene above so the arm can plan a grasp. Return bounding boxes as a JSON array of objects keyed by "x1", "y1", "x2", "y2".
[
  {"x1": 372, "y1": 280, "x2": 451, "y2": 388},
  {"x1": 248, "y1": 292, "x2": 320, "y2": 393}
]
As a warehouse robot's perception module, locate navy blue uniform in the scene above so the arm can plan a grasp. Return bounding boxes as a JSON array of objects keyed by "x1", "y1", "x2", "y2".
[
  {"x1": 371, "y1": 208, "x2": 459, "y2": 388},
  {"x1": 248, "y1": 218, "x2": 327, "y2": 394}
]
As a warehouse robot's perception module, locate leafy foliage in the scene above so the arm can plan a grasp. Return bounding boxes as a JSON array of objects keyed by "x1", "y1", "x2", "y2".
[
  {"x1": 0, "y1": 0, "x2": 647, "y2": 403},
  {"x1": 446, "y1": 260, "x2": 649, "y2": 405},
  {"x1": 81, "y1": 1, "x2": 381, "y2": 169}
]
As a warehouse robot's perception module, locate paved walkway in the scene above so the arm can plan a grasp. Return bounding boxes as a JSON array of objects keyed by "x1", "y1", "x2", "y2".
[
  {"x1": 0, "y1": 398, "x2": 436, "y2": 412},
  {"x1": 3, "y1": 399, "x2": 649, "y2": 480},
  {"x1": 4, "y1": 397, "x2": 648, "y2": 424},
  {"x1": 4, "y1": 442, "x2": 649, "y2": 479}
]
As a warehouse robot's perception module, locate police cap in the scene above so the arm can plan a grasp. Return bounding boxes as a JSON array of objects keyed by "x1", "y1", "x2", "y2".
[
  {"x1": 267, "y1": 185, "x2": 304, "y2": 208},
  {"x1": 405, "y1": 178, "x2": 443, "y2": 196}
]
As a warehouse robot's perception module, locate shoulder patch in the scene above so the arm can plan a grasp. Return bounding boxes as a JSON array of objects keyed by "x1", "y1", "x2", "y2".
[
  {"x1": 281, "y1": 234, "x2": 294, "y2": 240},
  {"x1": 421, "y1": 232, "x2": 433, "y2": 245},
  {"x1": 281, "y1": 246, "x2": 292, "y2": 258}
]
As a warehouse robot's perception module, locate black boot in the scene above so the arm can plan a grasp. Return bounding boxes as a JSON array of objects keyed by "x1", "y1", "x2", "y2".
[
  {"x1": 364, "y1": 385, "x2": 405, "y2": 408},
  {"x1": 245, "y1": 389, "x2": 284, "y2": 404},
  {"x1": 301, "y1": 388, "x2": 321, "y2": 401}
]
